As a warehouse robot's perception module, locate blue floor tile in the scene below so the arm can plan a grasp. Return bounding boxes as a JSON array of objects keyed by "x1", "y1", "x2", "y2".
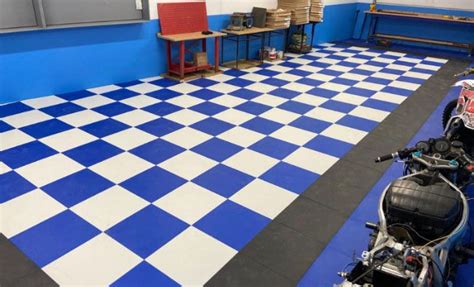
[
  {"x1": 116, "y1": 80, "x2": 143, "y2": 87},
  {"x1": 147, "y1": 89, "x2": 182, "y2": 100},
  {"x1": 111, "y1": 262, "x2": 179, "y2": 287},
  {"x1": 225, "y1": 78, "x2": 253, "y2": 87},
  {"x1": 137, "y1": 118, "x2": 183, "y2": 137},
  {"x1": 320, "y1": 100, "x2": 357, "y2": 113},
  {"x1": 189, "y1": 78, "x2": 220, "y2": 88},
  {"x1": 42, "y1": 169, "x2": 114, "y2": 207},
  {"x1": 304, "y1": 135, "x2": 353, "y2": 158},
  {"x1": 130, "y1": 139, "x2": 184, "y2": 165},
  {"x1": 142, "y1": 102, "x2": 181, "y2": 116},
  {"x1": 235, "y1": 101, "x2": 272, "y2": 115},
  {"x1": 106, "y1": 206, "x2": 188, "y2": 258},
  {"x1": 57, "y1": 90, "x2": 94, "y2": 101},
  {"x1": 337, "y1": 115, "x2": 378, "y2": 132},
  {"x1": 121, "y1": 167, "x2": 186, "y2": 202},
  {"x1": 261, "y1": 78, "x2": 290, "y2": 87},
  {"x1": 93, "y1": 102, "x2": 135, "y2": 117},
  {"x1": 193, "y1": 165, "x2": 254, "y2": 198},
  {"x1": 191, "y1": 138, "x2": 242, "y2": 162},
  {"x1": 190, "y1": 118, "x2": 234, "y2": 136},
  {"x1": 149, "y1": 78, "x2": 180, "y2": 88},
  {"x1": 0, "y1": 121, "x2": 14, "y2": 132},
  {"x1": 195, "y1": 201, "x2": 270, "y2": 250},
  {"x1": 290, "y1": 116, "x2": 332, "y2": 133},
  {"x1": 345, "y1": 87, "x2": 376, "y2": 97},
  {"x1": 20, "y1": 119, "x2": 73, "y2": 139},
  {"x1": 40, "y1": 102, "x2": 85, "y2": 117},
  {"x1": 261, "y1": 162, "x2": 319, "y2": 194},
  {"x1": 229, "y1": 88, "x2": 263, "y2": 100},
  {"x1": 249, "y1": 137, "x2": 298, "y2": 160},
  {"x1": 190, "y1": 102, "x2": 227, "y2": 116},
  {"x1": 0, "y1": 141, "x2": 57, "y2": 169},
  {"x1": 269, "y1": 88, "x2": 301, "y2": 99},
  {"x1": 11, "y1": 210, "x2": 100, "y2": 267},
  {"x1": 362, "y1": 98, "x2": 398, "y2": 112},
  {"x1": 81, "y1": 119, "x2": 130, "y2": 138},
  {"x1": 64, "y1": 140, "x2": 123, "y2": 166},
  {"x1": 241, "y1": 117, "x2": 283, "y2": 135},
  {"x1": 189, "y1": 89, "x2": 223, "y2": 100},
  {"x1": 103, "y1": 89, "x2": 139, "y2": 101},
  {"x1": 307, "y1": 87, "x2": 339, "y2": 99},
  {"x1": 0, "y1": 171, "x2": 36, "y2": 203},
  {"x1": 0, "y1": 102, "x2": 33, "y2": 118}
]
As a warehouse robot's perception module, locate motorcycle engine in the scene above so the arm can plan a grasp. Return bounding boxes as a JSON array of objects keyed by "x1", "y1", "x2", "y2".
[{"x1": 384, "y1": 175, "x2": 463, "y2": 243}]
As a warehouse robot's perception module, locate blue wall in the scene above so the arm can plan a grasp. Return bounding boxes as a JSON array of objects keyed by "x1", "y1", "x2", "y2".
[
  {"x1": 353, "y1": 3, "x2": 474, "y2": 52},
  {"x1": 0, "y1": 3, "x2": 357, "y2": 104}
]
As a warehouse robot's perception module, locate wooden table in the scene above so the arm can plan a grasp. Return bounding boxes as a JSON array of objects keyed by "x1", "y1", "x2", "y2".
[
  {"x1": 363, "y1": 10, "x2": 474, "y2": 56},
  {"x1": 221, "y1": 27, "x2": 274, "y2": 69},
  {"x1": 157, "y1": 31, "x2": 226, "y2": 80}
]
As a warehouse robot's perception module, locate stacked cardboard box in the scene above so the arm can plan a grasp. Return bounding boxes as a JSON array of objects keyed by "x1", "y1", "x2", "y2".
[
  {"x1": 266, "y1": 9, "x2": 291, "y2": 29},
  {"x1": 278, "y1": 0, "x2": 310, "y2": 25},
  {"x1": 310, "y1": 0, "x2": 324, "y2": 22}
]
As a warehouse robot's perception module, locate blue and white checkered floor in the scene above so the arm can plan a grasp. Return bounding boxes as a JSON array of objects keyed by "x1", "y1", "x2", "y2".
[{"x1": 0, "y1": 43, "x2": 446, "y2": 286}]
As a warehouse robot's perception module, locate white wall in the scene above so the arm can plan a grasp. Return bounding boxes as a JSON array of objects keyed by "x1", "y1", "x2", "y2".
[
  {"x1": 149, "y1": 0, "x2": 359, "y2": 20},
  {"x1": 357, "y1": 0, "x2": 473, "y2": 11}
]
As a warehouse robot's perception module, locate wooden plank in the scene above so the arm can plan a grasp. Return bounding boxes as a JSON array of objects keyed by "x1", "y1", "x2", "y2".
[
  {"x1": 222, "y1": 27, "x2": 273, "y2": 36},
  {"x1": 157, "y1": 31, "x2": 226, "y2": 42},
  {"x1": 373, "y1": 33, "x2": 472, "y2": 49}
]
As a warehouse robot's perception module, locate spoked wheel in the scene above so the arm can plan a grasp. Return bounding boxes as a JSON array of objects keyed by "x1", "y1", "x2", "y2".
[{"x1": 443, "y1": 100, "x2": 458, "y2": 129}]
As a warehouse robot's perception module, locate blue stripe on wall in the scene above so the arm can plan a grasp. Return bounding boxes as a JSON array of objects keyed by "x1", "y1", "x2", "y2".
[
  {"x1": 0, "y1": 3, "x2": 358, "y2": 104},
  {"x1": 1, "y1": 3, "x2": 472, "y2": 103}
]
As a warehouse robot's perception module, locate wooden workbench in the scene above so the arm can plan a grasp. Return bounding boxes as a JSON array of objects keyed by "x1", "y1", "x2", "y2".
[
  {"x1": 156, "y1": 31, "x2": 226, "y2": 80},
  {"x1": 363, "y1": 10, "x2": 474, "y2": 56}
]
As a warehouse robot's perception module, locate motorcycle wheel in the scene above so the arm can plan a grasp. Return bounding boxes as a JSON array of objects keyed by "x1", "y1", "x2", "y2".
[{"x1": 443, "y1": 99, "x2": 458, "y2": 129}]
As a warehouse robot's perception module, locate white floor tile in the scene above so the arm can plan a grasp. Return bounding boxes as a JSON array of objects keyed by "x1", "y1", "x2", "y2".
[
  {"x1": 292, "y1": 93, "x2": 328, "y2": 107},
  {"x1": 90, "y1": 152, "x2": 153, "y2": 184},
  {"x1": 40, "y1": 128, "x2": 97, "y2": 152},
  {"x1": 281, "y1": 82, "x2": 313, "y2": 93},
  {"x1": 223, "y1": 149, "x2": 278, "y2": 177},
  {"x1": 210, "y1": 95, "x2": 246, "y2": 108},
  {"x1": 126, "y1": 83, "x2": 161, "y2": 94},
  {"x1": 320, "y1": 124, "x2": 368, "y2": 144},
  {"x1": 371, "y1": 72, "x2": 400, "y2": 81},
  {"x1": 283, "y1": 147, "x2": 338, "y2": 174},
  {"x1": 146, "y1": 227, "x2": 237, "y2": 286},
  {"x1": 246, "y1": 83, "x2": 277, "y2": 93},
  {"x1": 58, "y1": 110, "x2": 107, "y2": 127},
  {"x1": 112, "y1": 109, "x2": 158, "y2": 127},
  {"x1": 305, "y1": 107, "x2": 345, "y2": 123},
  {"x1": 349, "y1": 106, "x2": 390, "y2": 122},
  {"x1": 318, "y1": 82, "x2": 350, "y2": 92},
  {"x1": 73, "y1": 95, "x2": 115, "y2": 109},
  {"x1": 370, "y1": 92, "x2": 406, "y2": 104},
  {"x1": 87, "y1": 85, "x2": 121, "y2": 94},
  {"x1": 354, "y1": 81, "x2": 385, "y2": 91},
  {"x1": 161, "y1": 127, "x2": 212, "y2": 149},
  {"x1": 0, "y1": 129, "x2": 35, "y2": 151},
  {"x1": 158, "y1": 151, "x2": 217, "y2": 180},
  {"x1": 271, "y1": 126, "x2": 316, "y2": 146},
  {"x1": 389, "y1": 80, "x2": 420, "y2": 91},
  {"x1": 251, "y1": 94, "x2": 288, "y2": 107},
  {"x1": 164, "y1": 109, "x2": 208, "y2": 126},
  {"x1": 217, "y1": 126, "x2": 265, "y2": 148},
  {"x1": 207, "y1": 83, "x2": 240, "y2": 94},
  {"x1": 1, "y1": 189, "x2": 66, "y2": 237},
  {"x1": 167, "y1": 83, "x2": 201, "y2": 94},
  {"x1": 332, "y1": 93, "x2": 367, "y2": 106},
  {"x1": 44, "y1": 233, "x2": 141, "y2": 286},
  {"x1": 166, "y1": 95, "x2": 205, "y2": 108},
  {"x1": 22, "y1": 96, "x2": 66, "y2": 109},
  {"x1": 213, "y1": 109, "x2": 255, "y2": 125},
  {"x1": 103, "y1": 128, "x2": 156, "y2": 151},
  {"x1": 260, "y1": 108, "x2": 300, "y2": 124},
  {"x1": 154, "y1": 182, "x2": 225, "y2": 224},
  {"x1": 71, "y1": 186, "x2": 148, "y2": 231},
  {"x1": 16, "y1": 154, "x2": 84, "y2": 187},
  {"x1": 2, "y1": 110, "x2": 53, "y2": 128},
  {"x1": 230, "y1": 179, "x2": 297, "y2": 219},
  {"x1": 120, "y1": 95, "x2": 160, "y2": 109}
]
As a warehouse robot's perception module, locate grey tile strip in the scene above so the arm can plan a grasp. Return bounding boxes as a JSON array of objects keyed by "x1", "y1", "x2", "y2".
[
  {"x1": 206, "y1": 58, "x2": 471, "y2": 286},
  {"x1": 0, "y1": 233, "x2": 58, "y2": 287}
]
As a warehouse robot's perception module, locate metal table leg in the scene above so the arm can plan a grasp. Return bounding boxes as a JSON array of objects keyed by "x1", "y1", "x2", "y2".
[
  {"x1": 236, "y1": 35, "x2": 240, "y2": 69},
  {"x1": 300, "y1": 24, "x2": 305, "y2": 53}
]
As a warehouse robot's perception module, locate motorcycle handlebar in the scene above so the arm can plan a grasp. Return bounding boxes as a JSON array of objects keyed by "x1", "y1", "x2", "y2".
[
  {"x1": 455, "y1": 68, "x2": 474, "y2": 77},
  {"x1": 375, "y1": 148, "x2": 418, "y2": 163}
]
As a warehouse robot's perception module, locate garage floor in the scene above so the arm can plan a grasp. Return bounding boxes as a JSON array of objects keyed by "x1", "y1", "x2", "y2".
[{"x1": 1, "y1": 43, "x2": 447, "y2": 286}]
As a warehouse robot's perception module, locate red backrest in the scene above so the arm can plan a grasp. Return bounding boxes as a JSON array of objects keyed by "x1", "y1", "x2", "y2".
[{"x1": 158, "y1": 2, "x2": 209, "y2": 35}]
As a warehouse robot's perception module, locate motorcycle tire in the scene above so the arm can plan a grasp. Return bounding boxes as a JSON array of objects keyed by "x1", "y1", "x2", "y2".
[{"x1": 443, "y1": 99, "x2": 458, "y2": 129}]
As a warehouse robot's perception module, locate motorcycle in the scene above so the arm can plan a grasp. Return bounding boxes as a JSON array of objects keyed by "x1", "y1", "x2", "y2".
[
  {"x1": 442, "y1": 68, "x2": 474, "y2": 156},
  {"x1": 337, "y1": 136, "x2": 474, "y2": 287}
]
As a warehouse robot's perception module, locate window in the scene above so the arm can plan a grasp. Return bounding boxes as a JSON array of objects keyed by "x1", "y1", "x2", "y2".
[{"x1": 0, "y1": 0, "x2": 149, "y2": 33}]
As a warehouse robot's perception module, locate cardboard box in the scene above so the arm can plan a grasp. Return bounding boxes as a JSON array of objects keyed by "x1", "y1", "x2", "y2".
[{"x1": 194, "y1": 52, "x2": 207, "y2": 66}]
